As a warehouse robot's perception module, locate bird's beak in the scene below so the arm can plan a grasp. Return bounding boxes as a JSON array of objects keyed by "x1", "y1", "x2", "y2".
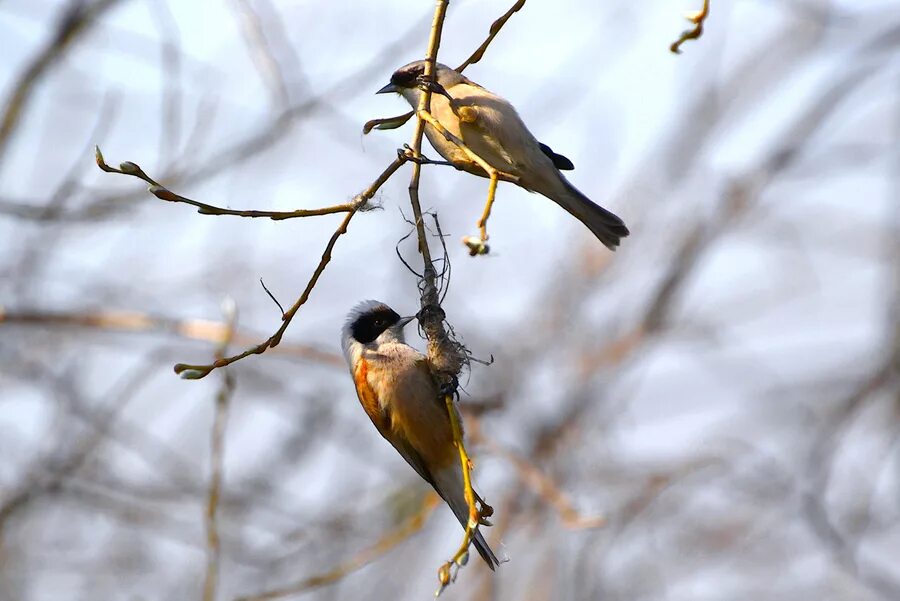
[
  {"x1": 397, "y1": 315, "x2": 416, "y2": 328},
  {"x1": 376, "y1": 82, "x2": 399, "y2": 95}
]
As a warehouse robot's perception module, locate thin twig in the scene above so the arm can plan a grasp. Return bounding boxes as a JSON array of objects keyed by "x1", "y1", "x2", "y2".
[
  {"x1": 436, "y1": 393, "x2": 480, "y2": 594},
  {"x1": 413, "y1": 100, "x2": 517, "y2": 255},
  {"x1": 0, "y1": 0, "x2": 124, "y2": 165},
  {"x1": 173, "y1": 156, "x2": 407, "y2": 379},
  {"x1": 0, "y1": 308, "x2": 343, "y2": 366},
  {"x1": 259, "y1": 278, "x2": 286, "y2": 317},
  {"x1": 95, "y1": 147, "x2": 358, "y2": 220},
  {"x1": 455, "y1": 0, "x2": 527, "y2": 72},
  {"x1": 229, "y1": 0, "x2": 292, "y2": 109},
  {"x1": 670, "y1": 0, "x2": 711, "y2": 54}
]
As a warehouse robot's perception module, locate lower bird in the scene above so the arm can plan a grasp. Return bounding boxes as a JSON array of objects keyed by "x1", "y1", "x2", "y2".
[
  {"x1": 377, "y1": 60, "x2": 630, "y2": 251},
  {"x1": 341, "y1": 300, "x2": 499, "y2": 569}
]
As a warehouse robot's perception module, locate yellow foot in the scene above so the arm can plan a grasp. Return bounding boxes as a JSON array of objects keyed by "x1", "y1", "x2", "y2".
[{"x1": 462, "y1": 236, "x2": 489, "y2": 256}]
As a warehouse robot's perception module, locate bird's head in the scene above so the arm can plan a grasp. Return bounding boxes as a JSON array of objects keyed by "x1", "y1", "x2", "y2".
[
  {"x1": 376, "y1": 61, "x2": 464, "y2": 105},
  {"x1": 343, "y1": 300, "x2": 415, "y2": 350}
]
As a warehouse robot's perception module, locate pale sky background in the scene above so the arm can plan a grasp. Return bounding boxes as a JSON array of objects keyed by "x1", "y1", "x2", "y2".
[{"x1": 1, "y1": 1, "x2": 898, "y2": 600}]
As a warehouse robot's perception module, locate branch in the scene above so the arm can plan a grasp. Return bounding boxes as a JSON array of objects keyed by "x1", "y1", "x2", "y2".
[
  {"x1": 234, "y1": 493, "x2": 440, "y2": 601},
  {"x1": 670, "y1": 0, "x2": 711, "y2": 54},
  {"x1": 0, "y1": 0, "x2": 125, "y2": 165},
  {"x1": 404, "y1": 1, "x2": 491, "y2": 594},
  {"x1": 172, "y1": 155, "x2": 407, "y2": 379},
  {"x1": 0, "y1": 308, "x2": 343, "y2": 367},
  {"x1": 228, "y1": 0, "x2": 292, "y2": 109},
  {"x1": 455, "y1": 0, "x2": 526, "y2": 72},
  {"x1": 203, "y1": 300, "x2": 238, "y2": 601},
  {"x1": 474, "y1": 427, "x2": 606, "y2": 530},
  {"x1": 95, "y1": 147, "x2": 358, "y2": 220},
  {"x1": 406, "y1": 2, "x2": 464, "y2": 383}
]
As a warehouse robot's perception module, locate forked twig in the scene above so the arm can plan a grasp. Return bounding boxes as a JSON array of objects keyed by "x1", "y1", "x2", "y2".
[
  {"x1": 170, "y1": 156, "x2": 407, "y2": 379},
  {"x1": 435, "y1": 393, "x2": 482, "y2": 594}
]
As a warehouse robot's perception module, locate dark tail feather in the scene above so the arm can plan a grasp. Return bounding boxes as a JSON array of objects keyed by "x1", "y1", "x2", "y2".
[
  {"x1": 442, "y1": 486, "x2": 500, "y2": 569},
  {"x1": 448, "y1": 506, "x2": 499, "y2": 570},
  {"x1": 472, "y1": 528, "x2": 499, "y2": 570},
  {"x1": 433, "y1": 469, "x2": 501, "y2": 570},
  {"x1": 541, "y1": 177, "x2": 630, "y2": 251}
]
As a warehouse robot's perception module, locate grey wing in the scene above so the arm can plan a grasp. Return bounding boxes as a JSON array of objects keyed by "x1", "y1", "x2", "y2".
[{"x1": 467, "y1": 92, "x2": 556, "y2": 176}]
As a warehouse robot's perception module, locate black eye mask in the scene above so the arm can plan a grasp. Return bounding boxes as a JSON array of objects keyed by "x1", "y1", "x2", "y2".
[
  {"x1": 351, "y1": 307, "x2": 401, "y2": 344},
  {"x1": 391, "y1": 64, "x2": 425, "y2": 88}
]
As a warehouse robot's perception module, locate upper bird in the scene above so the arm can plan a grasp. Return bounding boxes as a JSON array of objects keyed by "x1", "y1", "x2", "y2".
[
  {"x1": 377, "y1": 60, "x2": 629, "y2": 250},
  {"x1": 341, "y1": 300, "x2": 499, "y2": 569}
]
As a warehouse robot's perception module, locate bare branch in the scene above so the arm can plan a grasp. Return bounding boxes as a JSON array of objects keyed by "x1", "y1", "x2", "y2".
[
  {"x1": 172, "y1": 156, "x2": 407, "y2": 379},
  {"x1": 228, "y1": 0, "x2": 292, "y2": 109},
  {"x1": 455, "y1": 0, "x2": 526, "y2": 72},
  {"x1": 0, "y1": 0, "x2": 125, "y2": 164},
  {"x1": 203, "y1": 300, "x2": 238, "y2": 601},
  {"x1": 95, "y1": 147, "x2": 359, "y2": 220},
  {"x1": 0, "y1": 308, "x2": 343, "y2": 367}
]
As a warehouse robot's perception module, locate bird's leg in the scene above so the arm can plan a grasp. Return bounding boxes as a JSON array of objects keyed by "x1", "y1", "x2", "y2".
[
  {"x1": 416, "y1": 75, "x2": 454, "y2": 103},
  {"x1": 415, "y1": 109, "x2": 517, "y2": 256},
  {"x1": 478, "y1": 174, "x2": 498, "y2": 243},
  {"x1": 438, "y1": 375, "x2": 460, "y2": 399},
  {"x1": 435, "y1": 391, "x2": 483, "y2": 596},
  {"x1": 474, "y1": 491, "x2": 494, "y2": 526},
  {"x1": 415, "y1": 75, "x2": 477, "y2": 123},
  {"x1": 398, "y1": 145, "x2": 454, "y2": 167},
  {"x1": 463, "y1": 172, "x2": 498, "y2": 256}
]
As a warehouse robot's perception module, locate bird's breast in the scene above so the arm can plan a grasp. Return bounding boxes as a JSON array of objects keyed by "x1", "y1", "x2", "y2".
[{"x1": 353, "y1": 357, "x2": 391, "y2": 431}]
